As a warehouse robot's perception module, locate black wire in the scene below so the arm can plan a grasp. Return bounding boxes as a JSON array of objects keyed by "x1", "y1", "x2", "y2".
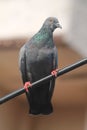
[{"x1": 0, "y1": 58, "x2": 87, "y2": 105}]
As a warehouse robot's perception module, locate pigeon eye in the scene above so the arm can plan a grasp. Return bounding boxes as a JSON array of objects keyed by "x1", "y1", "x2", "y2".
[{"x1": 49, "y1": 19, "x2": 53, "y2": 23}]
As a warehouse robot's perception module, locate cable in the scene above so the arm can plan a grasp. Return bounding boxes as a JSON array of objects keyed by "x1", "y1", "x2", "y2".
[{"x1": 0, "y1": 58, "x2": 87, "y2": 105}]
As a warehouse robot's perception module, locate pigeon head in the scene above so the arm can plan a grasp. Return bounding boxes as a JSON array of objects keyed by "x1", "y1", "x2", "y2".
[{"x1": 42, "y1": 17, "x2": 62, "y2": 32}]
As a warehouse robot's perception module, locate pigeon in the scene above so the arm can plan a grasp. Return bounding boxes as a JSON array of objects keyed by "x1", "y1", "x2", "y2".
[{"x1": 19, "y1": 17, "x2": 62, "y2": 115}]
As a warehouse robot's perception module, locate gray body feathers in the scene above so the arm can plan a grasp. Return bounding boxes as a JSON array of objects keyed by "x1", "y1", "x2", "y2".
[{"x1": 19, "y1": 17, "x2": 61, "y2": 115}]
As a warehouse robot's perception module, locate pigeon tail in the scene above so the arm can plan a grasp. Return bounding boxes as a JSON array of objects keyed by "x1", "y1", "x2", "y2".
[
  {"x1": 41, "y1": 102, "x2": 53, "y2": 115},
  {"x1": 29, "y1": 102, "x2": 53, "y2": 115},
  {"x1": 26, "y1": 83, "x2": 53, "y2": 115}
]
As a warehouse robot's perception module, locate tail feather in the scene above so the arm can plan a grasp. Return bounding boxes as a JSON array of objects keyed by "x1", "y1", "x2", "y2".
[{"x1": 25, "y1": 81, "x2": 55, "y2": 115}]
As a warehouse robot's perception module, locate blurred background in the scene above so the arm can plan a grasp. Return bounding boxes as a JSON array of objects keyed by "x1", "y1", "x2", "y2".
[{"x1": 0, "y1": 0, "x2": 87, "y2": 130}]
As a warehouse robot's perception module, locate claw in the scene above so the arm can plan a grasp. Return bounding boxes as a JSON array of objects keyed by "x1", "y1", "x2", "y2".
[
  {"x1": 24, "y1": 81, "x2": 32, "y2": 92},
  {"x1": 51, "y1": 69, "x2": 58, "y2": 77}
]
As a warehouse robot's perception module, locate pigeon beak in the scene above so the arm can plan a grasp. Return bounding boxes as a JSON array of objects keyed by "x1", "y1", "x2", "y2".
[{"x1": 56, "y1": 23, "x2": 62, "y2": 29}]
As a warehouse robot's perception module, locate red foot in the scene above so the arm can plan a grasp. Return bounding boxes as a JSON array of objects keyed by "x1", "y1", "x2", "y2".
[
  {"x1": 51, "y1": 69, "x2": 58, "y2": 77},
  {"x1": 24, "y1": 82, "x2": 32, "y2": 92}
]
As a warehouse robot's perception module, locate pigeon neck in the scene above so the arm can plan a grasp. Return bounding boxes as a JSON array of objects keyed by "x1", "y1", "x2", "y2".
[
  {"x1": 40, "y1": 26, "x2": 53, "y2": 37},
  {"x1": 38, "y1": 27, "x2": 54, "y2": 47},
  {"x1": 32, "y1": 26, "x2": 54, "y2": 48}
]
